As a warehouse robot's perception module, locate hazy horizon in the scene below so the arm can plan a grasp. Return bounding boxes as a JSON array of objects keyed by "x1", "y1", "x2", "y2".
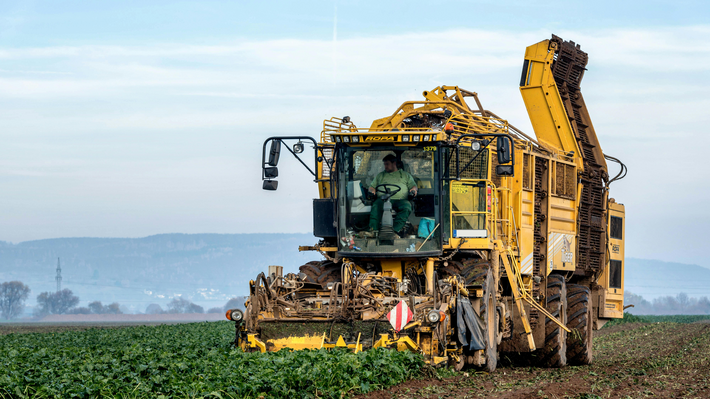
[
  {"x1": 0, "y1": 231, "x2": 315, "y2": 245},
  {"x1": 4, "y1": 232, "x2": 709, "y2": 271},
  {"x1": 3, "y1": 233, "x2": 710, "y2": 317}
]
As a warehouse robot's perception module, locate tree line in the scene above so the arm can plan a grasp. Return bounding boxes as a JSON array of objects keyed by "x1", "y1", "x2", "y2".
[
  {"x1": 0, "y1": 280, "x2": 247, "y2": 320},
  {"x1": 0, "y1": 281, "x2": 31, "y2": 320},
  {"x1": 144, "y1": 296, "x2": 245, "y2": 315},
  {"x1": 0, "y1": 282, "x2": 123, "y2": 318},
  {"x1": 626, "y1": 291, "x2": 710, "y2": 315}
]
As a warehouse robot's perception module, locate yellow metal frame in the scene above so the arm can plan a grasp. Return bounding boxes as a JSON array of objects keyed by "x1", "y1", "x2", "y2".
[
  {"x1": 599, "y1": 201, "x2": 625, "y2": 319},
  {"x1": 320, "y1": 86, "x2": 511, "y2": 146},
  {"x1": 519, "y1": 40, "x2": 583, "y2": 170},
  {"x1": 495, "y1": 241, "x2": 571, "y2": 352},
  {"x1": 245, "y1": 334, "x2": 266, "y2": 353},
  {"x1": 321, "y1": 333, "x2": 364, "y2": 353},
  {"x1": 372, "y1": 333, "x2": 419, "y2": 352},
  {"x1": 243, "y1": 332, "x2": 365, "y2": 353}
]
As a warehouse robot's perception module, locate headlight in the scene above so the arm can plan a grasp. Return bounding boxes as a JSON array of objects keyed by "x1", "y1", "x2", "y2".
[
  {"x1": 413, "y1": 135, "x2": 420, "y2": 142},
  {"x1": 228, "y1": 309, "x2": 244, "y2": 322},
  {"x1": 343, "y1": 136, "x2": 350, "y2": 142},
  {"x1": 471, "y1": 141, "x2": 481, "y2": 151},
  {"x1": 352, "y1": 136, "x2": 359, "y2": 143},
  {"x1": 401, "y1": 135, "x2": 410, "y2": 142},
  {"x1": 427, "y1": 309, "x2": 441, "y2": 323},
  {"x1": 423, "y1": 135, "x2": 430, "y2": 141},
  {"x1": 334, "y1": 136, "x2": 341, "y2": 143}
]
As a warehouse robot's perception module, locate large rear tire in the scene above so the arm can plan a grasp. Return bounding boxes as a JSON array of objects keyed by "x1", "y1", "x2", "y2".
[
  {"x1": 299, "y1": 261, "x2": 341, "y2": 288},
  {"x1": 541, "y1": 274, "x2": 567, "y2": 367},
  {"x1": 566, "y1": 284, "x2": 593, "y2": 365}
]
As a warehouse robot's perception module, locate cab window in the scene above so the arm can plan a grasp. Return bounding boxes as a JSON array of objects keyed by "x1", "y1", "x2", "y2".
[{"x1": 338, "y1": 146, "x2": 441, "y2": 254}]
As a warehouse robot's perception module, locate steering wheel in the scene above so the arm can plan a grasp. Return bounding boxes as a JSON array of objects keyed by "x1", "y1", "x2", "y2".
[{"x1": 374, "y1": 183, "x2": 402, "y2": 200}]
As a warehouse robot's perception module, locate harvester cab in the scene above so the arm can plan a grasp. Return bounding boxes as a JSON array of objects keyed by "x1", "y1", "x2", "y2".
[{"x1": 230, "y1": 35, "x2": 626, "y2": 373}]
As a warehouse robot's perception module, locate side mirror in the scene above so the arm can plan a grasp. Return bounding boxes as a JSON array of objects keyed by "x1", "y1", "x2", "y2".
[
  {"x1": 496, "y1": 165, "x2": 514, "y2": 176},
  {"x1": 264, "y1": 167, "x2": 278, "y2": 178},
  {"x1": 268, "y1": 140, "x2": 281, "y2": 166},
  {"x1": 263, "y1": 180, "x2": 278, "y2": 191},
  {"x1": 497, "y1": 137, "x2": 512, "y2": 164}
]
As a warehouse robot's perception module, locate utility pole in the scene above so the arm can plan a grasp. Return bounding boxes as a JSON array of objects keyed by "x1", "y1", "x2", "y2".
[{"x1": 56, "y1": 257, "x2": 62, "y2": 293}]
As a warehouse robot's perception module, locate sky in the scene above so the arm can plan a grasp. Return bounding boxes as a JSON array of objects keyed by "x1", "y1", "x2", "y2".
[{"x1": 1, "y1": 0, "x2": 710, "y2": 267}]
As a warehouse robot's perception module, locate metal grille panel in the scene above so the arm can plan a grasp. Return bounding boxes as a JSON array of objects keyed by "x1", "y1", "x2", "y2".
[
  {"x1": 523, "y1": 153, "x2": 533, "y2": 190},
  {"x1": 552, "y1": 162, "x2": 575, "y2": 199},
  {"x1": 450, "y1": 147, "x2": 488, "y2": 180}
]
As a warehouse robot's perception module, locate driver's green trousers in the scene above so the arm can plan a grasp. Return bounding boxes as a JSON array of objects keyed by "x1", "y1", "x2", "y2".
[{"x1": 369, "y1": 198, "x2": 412, "y2": 233}]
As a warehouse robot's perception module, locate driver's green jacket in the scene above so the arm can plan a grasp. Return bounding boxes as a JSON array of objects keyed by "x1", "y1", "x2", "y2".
[{"x1": 369, "y1": 170, "x2": 416, "y2": 200}]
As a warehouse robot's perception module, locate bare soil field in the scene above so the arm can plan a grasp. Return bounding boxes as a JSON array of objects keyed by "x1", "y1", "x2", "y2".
[{"x1": 357, "y1": 322, "x2": 710, "y2": 399}]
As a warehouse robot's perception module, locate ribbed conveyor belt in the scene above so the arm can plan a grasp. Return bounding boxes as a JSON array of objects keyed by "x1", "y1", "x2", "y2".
[
  {"x1": 549, "y1": 35, "x2": 607, "y2": 274},
  {"x1": 530, "y1": 156, "x2": 547, "y2": 328}
]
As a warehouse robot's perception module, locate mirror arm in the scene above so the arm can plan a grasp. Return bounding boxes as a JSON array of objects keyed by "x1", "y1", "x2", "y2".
[
  {"x1": 261, "y1": 136, "x2": 319, "y2": 179},
  {"x1": 282, "y1": 141, "x2": 316, "y2": 177},
  {"x1": 454, "y1": 133, "x2": 514, "y2": 162},
  {"x1": 456, "y1": 134, "x2": 514, "y2": 164}
]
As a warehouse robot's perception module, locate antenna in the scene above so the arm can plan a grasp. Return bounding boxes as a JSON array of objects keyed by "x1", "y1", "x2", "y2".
[{"x1": 56, "y1": 257, "x2": 62, "y2": 292}]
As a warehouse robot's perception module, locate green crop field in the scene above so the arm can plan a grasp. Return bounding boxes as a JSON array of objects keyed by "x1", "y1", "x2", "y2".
[
  {"x1": 603, "y1": 312, "x2": 710, "y2": 327},
  {"x1": 0, "y1": 321, "x2": 423, "y2": 399},
  {"x1": 3, "y1": 316, "x2": 709, "y2": 398}
]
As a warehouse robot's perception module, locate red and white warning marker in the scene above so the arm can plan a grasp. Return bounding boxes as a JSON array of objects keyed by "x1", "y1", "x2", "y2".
[{"x1": 387, "y1": 300, "x2": 413, "y2": 332}]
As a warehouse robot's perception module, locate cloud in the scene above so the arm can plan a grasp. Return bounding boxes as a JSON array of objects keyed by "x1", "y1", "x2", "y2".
[
  {"x1": 0, "y1": 26, "x2": 704, "y2": 136},
  {"x1": 1, "y1": 26, "x2": 709, "y2": 266}
]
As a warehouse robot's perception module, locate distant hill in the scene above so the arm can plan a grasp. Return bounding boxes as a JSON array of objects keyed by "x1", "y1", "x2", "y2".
[
  {"x1": 0, "y1": 233, "x2": 319, "y2": 313},
  {"x1": 625, "y1": 258, "x2": 710, "y2": 300},
  {"x1": 2, "y1": 235, "x2": 707, "y2": 314}
]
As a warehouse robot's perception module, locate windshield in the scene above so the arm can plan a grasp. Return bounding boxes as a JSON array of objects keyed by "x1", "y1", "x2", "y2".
[{"x1": 338, "y1": 146, "x2": 441, "y2": 254}]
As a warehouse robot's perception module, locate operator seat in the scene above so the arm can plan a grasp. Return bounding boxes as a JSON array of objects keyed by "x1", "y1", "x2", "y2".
[{"x1": 347, "y1": 180, "x2": 371, "y2": 214}]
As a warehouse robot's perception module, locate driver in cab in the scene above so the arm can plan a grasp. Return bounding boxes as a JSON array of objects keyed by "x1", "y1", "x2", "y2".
[{"x1": 368, "y1": 154, "x2": 418, "y2": 237}]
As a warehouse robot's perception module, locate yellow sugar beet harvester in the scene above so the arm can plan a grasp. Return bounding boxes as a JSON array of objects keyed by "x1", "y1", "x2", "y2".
[{"x1": 227, "y1": 35, "x2": 627, "y2": 371}]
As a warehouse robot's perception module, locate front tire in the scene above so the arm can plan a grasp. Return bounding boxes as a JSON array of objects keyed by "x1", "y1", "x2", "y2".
[{"x1": 299, "y1": 261, "x2": 341, "y2": 288}]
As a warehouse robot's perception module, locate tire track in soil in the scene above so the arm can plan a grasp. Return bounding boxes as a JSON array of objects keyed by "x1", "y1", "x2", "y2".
[{"x1": 356, "y1": 323, "x2": 710, "y2": 399}]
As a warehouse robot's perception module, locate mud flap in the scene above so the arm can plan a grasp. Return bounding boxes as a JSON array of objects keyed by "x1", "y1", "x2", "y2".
[{"x1": 456, "y1": 293, "x2": 485, "y2": 351}]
